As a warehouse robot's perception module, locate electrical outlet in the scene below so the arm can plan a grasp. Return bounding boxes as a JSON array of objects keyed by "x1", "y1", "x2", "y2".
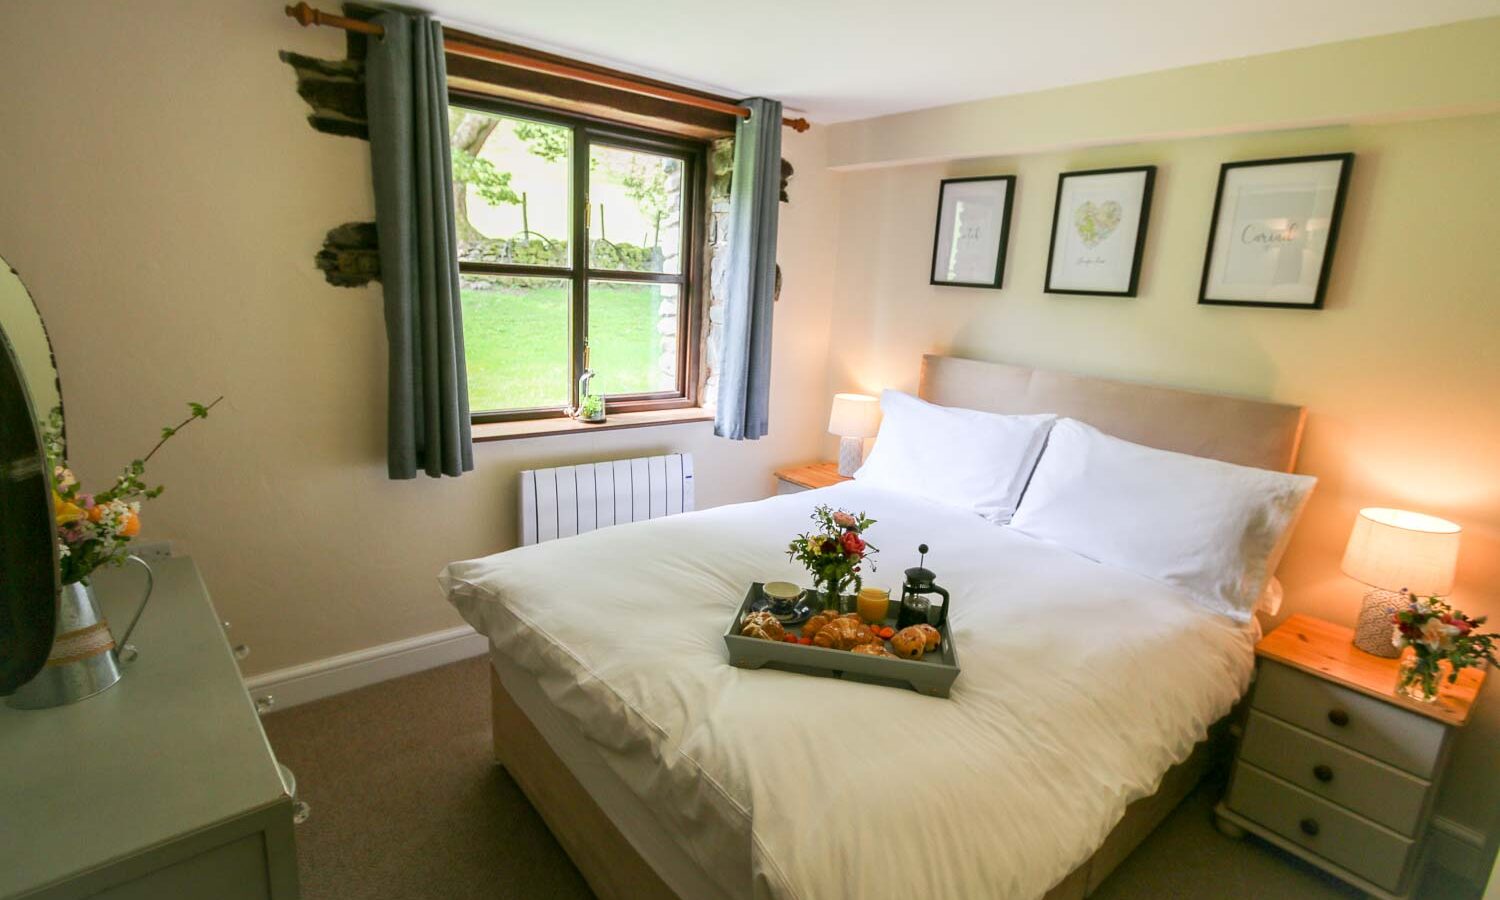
[{"x1": 131, "y1": 540, "x2": 174, "y2": 563}]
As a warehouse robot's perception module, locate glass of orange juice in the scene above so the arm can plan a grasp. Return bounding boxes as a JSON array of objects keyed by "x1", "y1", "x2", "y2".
[{"x1": 857, "y1": 586, "x2": 890, "y2": 624}]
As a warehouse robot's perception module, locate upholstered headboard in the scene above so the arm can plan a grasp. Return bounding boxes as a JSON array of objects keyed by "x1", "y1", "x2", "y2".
[{"x1": 918, "y1": 355, "x2": 1306, "y2": 472}]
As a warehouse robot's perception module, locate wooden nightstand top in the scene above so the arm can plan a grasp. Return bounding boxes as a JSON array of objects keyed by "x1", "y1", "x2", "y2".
[
  {"x1": 774, "y1": 461, "x2": 851, "y2": 490},
  {"x1": 1257, "y1": 614, "x2": 1485, "y2": 728}
]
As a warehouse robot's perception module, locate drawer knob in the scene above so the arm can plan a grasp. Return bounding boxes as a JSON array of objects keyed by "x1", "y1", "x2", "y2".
[
  {"x1": 1299, "y1": 817, "x2": 1320, "y2": 837},
  {"x1": 1326, "y1": 709, "x2": 1350, "y2": 727},
  {"x1": 1313, "y1": 764, "x2": 1334, "y2": 783}
]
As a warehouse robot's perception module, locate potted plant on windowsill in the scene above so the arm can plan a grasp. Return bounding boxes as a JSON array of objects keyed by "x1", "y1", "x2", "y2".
[
  {"x1": 572, "y1": 346, "x2": 606, "y2": 424},
  {"x1": 577, "y1": 392, "x2": 606, "y2": 424}
]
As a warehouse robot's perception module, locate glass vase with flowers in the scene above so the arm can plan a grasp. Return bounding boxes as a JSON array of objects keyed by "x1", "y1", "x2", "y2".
[
  {"x1": 787, "y1": 505, "x2": 877, "y2": 614},
  {"x1": 1389, "y1": 596, "x2": 1497, "y2": 703}
]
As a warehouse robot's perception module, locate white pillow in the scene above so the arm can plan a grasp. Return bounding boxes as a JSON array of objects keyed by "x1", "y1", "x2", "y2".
[
  {"x1": 854, "y1": 390, "x2": 1055, "y2": 523},
  {"x1": 1009, "y1": 419, "x2": 1315, "y2": 621}
]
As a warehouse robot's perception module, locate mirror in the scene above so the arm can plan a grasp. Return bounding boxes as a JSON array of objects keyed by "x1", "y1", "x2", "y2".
[
  {"x1": 0, "y1": 254, "x2": 62, "y2": 695},
  {"x1": 0, "y1": 256, "x2": 62, "y2": 428}
]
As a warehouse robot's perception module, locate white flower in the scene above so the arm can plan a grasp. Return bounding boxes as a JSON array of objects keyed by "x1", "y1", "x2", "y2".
[
  {"x1": 1419, "y1": 617, "x2": 1460, "y2": 652},
  {"x1": 1414, "y1": 597, "x2": 1433, "y2": 615},
  {"x1": 1392, "y1": 628, "x2": 1405, "y2": 649}
]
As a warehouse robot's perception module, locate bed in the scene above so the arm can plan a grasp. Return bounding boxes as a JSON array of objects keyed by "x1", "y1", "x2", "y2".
[{"x1": 441, "y1": 355, "x2": 1308, "y2": 900}]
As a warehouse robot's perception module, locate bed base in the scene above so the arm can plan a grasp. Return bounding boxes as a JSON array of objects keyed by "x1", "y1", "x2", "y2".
[{"x1": 491, "y1": 665, "x2": 1229, "y2": 900}]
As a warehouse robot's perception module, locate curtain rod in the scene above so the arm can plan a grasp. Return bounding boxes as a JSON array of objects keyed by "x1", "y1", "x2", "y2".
[{"x1": 285, "y1": 4, "x2": 812, "y2": 132}]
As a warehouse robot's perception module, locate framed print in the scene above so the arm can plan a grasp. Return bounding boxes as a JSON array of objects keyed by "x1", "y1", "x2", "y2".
[
  {"x1": 1199, "y1": 153, "x2": 1353, "y2": 309},
  {"x1": 1044, "y1": 165, "x2": 1156, "y2": 296},
  {"x1": 930, "y1": 175, "x2": 1015, "y2": 289}
]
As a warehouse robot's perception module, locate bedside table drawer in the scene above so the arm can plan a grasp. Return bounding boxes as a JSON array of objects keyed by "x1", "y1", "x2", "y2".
[
  {"x1": 1253, "y1": 661, "x2": 1446, "y2": 778},
  {"x1": 1227, "y1": 763, "x2": 1415, "y2": 893},
  {"x1": 1240, "y1": 711, "x2": 1429, "y2": 836}
]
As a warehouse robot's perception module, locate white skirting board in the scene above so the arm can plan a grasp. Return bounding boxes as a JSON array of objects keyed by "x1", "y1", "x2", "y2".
[
  {"x1": 244, "y1": 626, "x2": 1491, "y2": 887},
  {"x1": 243, "y1": 626, "x2": 488, "y2": 711},
  {"x1": 1429, "y1": 815, "x2": 1490, "y2": 885}
]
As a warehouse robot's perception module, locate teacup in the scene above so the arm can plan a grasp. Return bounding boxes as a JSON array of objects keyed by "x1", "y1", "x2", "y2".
[{"x1": 762, "y1": 581, "x2": 803, "y2": 617}]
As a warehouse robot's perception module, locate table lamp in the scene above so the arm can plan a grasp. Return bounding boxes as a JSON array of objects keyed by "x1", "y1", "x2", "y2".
[
  {"x1": 828, "y1": 393, "x2": 880, "y2": 476},
  {"x1": 1341, "y1": 507, "x2": 1461, "y2": 657}
]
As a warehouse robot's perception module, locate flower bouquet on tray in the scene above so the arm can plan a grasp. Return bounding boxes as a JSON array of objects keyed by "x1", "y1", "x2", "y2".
[
  {"x1": 1390, "y1": 596, "x2": 1497, "y2": 702},
  {"x1": 787, "y1": 504, "x2": 877, "y2": 613}
]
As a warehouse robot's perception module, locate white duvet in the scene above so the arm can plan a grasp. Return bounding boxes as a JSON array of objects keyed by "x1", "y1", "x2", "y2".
[{"x1": 441, "y1": 482, "x2": 1256, "y2": 900}]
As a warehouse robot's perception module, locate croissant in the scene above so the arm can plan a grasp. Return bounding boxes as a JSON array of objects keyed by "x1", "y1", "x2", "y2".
[
  {"x1": 812, "y1": 617, "x2": 876, "y2": 650},
  {"x1": 915, "y1": 623, "x2": 941, "y2": 651},
  {"x1": 741, "y1": 611, "x2": 786, "y2": 643},
  {"x1": 851, "y1": 643, "x2": 893, "y2": 657},
  {"x1": 890, "y1": 626, "x2": 927, "y2": 659},
  {"x1": 801, "y1": 611, "x2": 837, "y2": 638}
]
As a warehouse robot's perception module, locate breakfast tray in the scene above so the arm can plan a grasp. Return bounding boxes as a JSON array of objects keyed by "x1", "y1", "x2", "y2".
[{"x1": 723, "y1": 584, "x2": 960, "y2": 697}]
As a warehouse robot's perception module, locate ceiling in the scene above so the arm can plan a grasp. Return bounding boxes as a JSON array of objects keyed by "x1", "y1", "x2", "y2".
[{"x1": 428, "y1": 0, "x2": 1500, "y2": 123}]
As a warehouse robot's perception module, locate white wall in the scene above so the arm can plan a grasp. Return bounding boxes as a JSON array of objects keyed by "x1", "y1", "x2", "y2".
[{"x1": 0, "y1": 0, "x2": 838, "y2": 674}]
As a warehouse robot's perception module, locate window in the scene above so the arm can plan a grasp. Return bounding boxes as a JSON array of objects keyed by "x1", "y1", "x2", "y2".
[{"x1": 448, "y1": 96, "x2": 704, "y2": 422}]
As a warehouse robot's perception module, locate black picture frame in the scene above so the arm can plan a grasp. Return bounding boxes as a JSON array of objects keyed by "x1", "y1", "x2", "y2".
[
  {"x1": 1043, "y1": 165, "x2": 1156, "y2": 297},
  {"x1": 929, "y1": 175, "x2": 1016, "y2": 290},
  {"x1": 1198, "y1": 153, "x2": 1354, "y2": 310}
]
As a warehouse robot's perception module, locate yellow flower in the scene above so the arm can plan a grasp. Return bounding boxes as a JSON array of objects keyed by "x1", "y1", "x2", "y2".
[{"x1": 53, "y1": 492, "x2": 86, "y2": 525}]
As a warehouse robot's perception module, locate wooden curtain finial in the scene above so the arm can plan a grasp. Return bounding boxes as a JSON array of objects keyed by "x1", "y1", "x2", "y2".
[
  {"x1": 784, "y1": 117, "x2": 811, "y2": 133},
  {"x1": 284, "y1": 2, "x2": 385, "y2": 37},
  {"x1": 286, "y1": 2, "x2": 317, "y2": 27}
]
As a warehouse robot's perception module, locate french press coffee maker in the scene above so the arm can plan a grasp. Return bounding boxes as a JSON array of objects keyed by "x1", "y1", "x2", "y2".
[{"x1": 897, "y1": 544, "x2": 949, "y2": 630}]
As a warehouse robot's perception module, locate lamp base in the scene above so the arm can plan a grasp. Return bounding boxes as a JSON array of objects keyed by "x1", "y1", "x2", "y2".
[
  {"x1": 1352, "y1": 588, "x2": 1405, "y2": 658},
  {"x1": 837, "y1": 436, "x2": 864, "y2": 477}
]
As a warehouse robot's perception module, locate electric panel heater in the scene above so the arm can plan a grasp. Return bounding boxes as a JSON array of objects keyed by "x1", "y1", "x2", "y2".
[{"x1": 519, "y1": 453, "x2": 695, "y2": 546}]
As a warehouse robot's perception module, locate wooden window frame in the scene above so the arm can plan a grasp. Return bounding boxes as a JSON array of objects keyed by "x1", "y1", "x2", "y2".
[{"x1": 450, "y1": 91, "x2": 707, "y2": 425}]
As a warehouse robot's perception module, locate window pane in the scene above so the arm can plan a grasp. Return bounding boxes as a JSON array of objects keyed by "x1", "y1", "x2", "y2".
[
  {"x1": 461, "y1": 275, "x2": 571, "y2": 411},
  {"x1": 588, "y1": 144, "x2": 684, "y2": 274},
  {"x1": 587, "y1": 281, "x2": 679, "y2": 395},
  {"x1": 450, "y1": 108, "x2": 571, "y2": 267}
]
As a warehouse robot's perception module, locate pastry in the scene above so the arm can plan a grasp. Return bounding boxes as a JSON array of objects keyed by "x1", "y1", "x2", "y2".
[
  {"x1": 851, "y1": 643, "x2": 893, "y2": 657},
  {"x1": 740, "y1": 610, "x2": 786, "y2": 642},
  {"x1": 801, "y1": 610, "x2": 837, "y2": 637},
  {"x1": 812, "y1": 616, "x2": 876, "y2": 650},
  {"x1": 890, "y1": 626, "x2": 927, "y2": 659},
  {"x1": 915, "y1": 623, "x2": 942, "y2": 651}
]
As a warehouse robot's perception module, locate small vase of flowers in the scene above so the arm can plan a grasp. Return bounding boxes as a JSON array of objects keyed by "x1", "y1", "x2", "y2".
[
  {"x1": 1390, "y1": 596, "x2": 1497, "y2": 703},
  {"x1": 787, "y1": 505, "x2": 877, "y2": 613},
  {"x1": 45, "y1": 398, "x2": 222, "y2": 585}
]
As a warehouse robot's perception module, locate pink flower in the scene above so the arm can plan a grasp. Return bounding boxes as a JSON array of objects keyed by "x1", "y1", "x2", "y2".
[{"x1": 832, "y1": 511, "x2": 857, "y2": 528}]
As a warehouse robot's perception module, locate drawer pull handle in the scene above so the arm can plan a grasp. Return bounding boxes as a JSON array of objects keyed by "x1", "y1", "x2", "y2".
[
  {"x1": 1326, "y1": 709, "x2": 1350, "y2": 727},
  {"x1": 1313, "y1": 764, "x2": 1334, "y2": 783},
  {"x1": 1299, "y1": 818, "x2": 1320, "y2": 837}
]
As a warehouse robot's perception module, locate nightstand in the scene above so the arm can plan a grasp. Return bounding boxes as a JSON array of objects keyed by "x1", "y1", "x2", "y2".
[
  {"x1": 1215, "y1": 614, "x2": 1485, "y2": 899},
  {"x1": 773, "y1": 461, "x2": 851, "y2": 495}
]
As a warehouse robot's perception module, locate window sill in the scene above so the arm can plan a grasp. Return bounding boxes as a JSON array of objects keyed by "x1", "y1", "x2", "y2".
[{"x1": 471, "y1": 407, "x2": 715, "y2": 443}]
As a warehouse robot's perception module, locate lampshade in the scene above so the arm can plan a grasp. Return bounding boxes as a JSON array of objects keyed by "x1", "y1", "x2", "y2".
[
  {"x1": 1340, "y1": 507, "x2": 1461, "y2": 596},
  {"x1": 827, "y1": 393, "x2": 880, "y2": 438}
]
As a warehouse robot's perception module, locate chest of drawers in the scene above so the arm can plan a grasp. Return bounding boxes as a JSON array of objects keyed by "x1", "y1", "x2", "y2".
[
  {"x1": 0, "y1": 558, "x2": 300, "y2": 900},
  {"x1": 1214, "y1": 615, "x2": 1484, "y2": 900}
]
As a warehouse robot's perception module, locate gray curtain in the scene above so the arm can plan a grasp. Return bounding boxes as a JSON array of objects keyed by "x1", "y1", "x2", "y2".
[
  {"x1": 714, "y1": 98, "x2": 782, "y2": 441},
  {"x1": 365, "y1": 11, "x2": 473, "y2": 478}
]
